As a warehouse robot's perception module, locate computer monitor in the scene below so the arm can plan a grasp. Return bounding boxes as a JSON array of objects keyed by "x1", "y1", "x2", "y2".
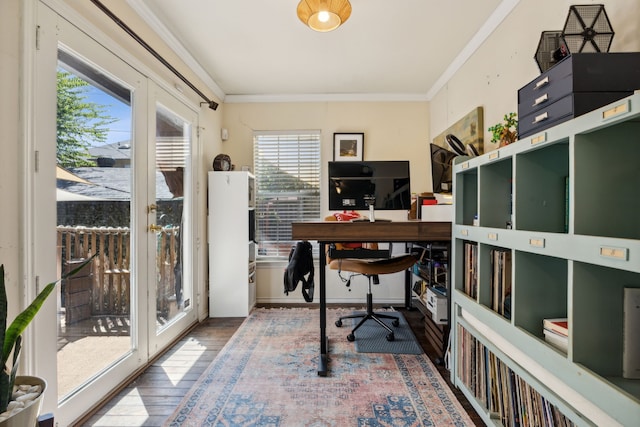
[
  {"x1": 430, "y1": 144, "x2": 458, "y2": 193},
  {"x1": 328, "y1": 161, "x2": 411, "y2": 211}
]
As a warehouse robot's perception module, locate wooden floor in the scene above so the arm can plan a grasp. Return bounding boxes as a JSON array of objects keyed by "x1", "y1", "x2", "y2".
[{"x1": 77, "y1": 305, "x2": 483, "y2": 426}]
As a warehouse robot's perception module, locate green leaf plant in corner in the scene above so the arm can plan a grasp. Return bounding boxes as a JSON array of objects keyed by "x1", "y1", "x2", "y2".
[
  {"x1": 0, "y1": 253, "x2": 97, "y2": 413},
  {"x1": 488, "y1": 112, "x2": 518, "y2": 147}
]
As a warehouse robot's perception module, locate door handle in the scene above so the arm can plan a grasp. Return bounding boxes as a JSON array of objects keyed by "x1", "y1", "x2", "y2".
[
  {"x1": 147, "y1": 204, "x2": 158, "y2": 213},
  {"x1": 148, "y1": 224, "x2": 163, "y2": 233}
]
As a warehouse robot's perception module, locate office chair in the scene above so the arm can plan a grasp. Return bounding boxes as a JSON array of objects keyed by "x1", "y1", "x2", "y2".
[{"x1": 325, "y1": 216, "x2": 418, "y2": 342}]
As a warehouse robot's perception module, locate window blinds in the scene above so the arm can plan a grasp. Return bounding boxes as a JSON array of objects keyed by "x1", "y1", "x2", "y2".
[{"x1": 253, "y1": 131, "x2": 321, "y2": 257}]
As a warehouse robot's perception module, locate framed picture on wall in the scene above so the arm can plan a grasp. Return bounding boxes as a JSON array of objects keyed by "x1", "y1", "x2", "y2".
[{"x1": 333, "y1": 133, "x2": 364, "y2": 161}]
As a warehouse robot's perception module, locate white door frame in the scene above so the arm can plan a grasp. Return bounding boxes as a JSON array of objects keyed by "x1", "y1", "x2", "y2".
[{"x1": 28, "y1": 2, "x2": 201, "y2": 424}]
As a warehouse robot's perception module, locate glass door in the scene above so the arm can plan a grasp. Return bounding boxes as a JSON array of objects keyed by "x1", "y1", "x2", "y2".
[
  {"x1": 147, "y1": 85, "x2": 198, "y2": 355},
  {"x1": 33, "y1": 4, "x2": 198, "y2": 424},
  {"x1": 55, "y1": 50, "x2": 137, "y2": 401},
  {"x1": 35, "y1": 10, "x2": 150, "y2": 423}
]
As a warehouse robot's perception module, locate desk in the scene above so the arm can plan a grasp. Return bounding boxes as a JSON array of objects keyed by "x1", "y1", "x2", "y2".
[{"x1": 291, "y1": 220, "x2": 452, "y2": 376}]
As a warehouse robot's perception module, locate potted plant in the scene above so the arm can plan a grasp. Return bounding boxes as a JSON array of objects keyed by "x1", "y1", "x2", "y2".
[
  {"x1": 488, "y1": 112, "x2": 518, "y2": 147},
  {"x1": 0, "y1": 255, "x2": 95, "y2": 426}
]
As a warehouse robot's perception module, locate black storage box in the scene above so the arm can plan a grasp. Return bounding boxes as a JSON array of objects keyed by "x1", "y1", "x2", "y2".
[{"x1": 518, "y1": 53, "x2": 640, "y2": 138}]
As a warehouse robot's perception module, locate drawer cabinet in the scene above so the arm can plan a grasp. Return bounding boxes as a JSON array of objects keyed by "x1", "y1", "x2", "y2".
[
  {"x1": 518, "y1": 91, "x2": 632, "y2": 137},
  {"x1": 518, "y1": 52, "x2": 640, "y2": 138}
]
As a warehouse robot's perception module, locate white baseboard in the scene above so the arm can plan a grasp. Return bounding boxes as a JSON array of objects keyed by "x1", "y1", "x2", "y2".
[{"x1": 256, "y1": 297, "x2": 405, "y2": 305}]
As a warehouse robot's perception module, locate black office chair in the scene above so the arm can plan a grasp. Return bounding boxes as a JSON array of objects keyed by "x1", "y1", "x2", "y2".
[{"x1": 327, "y1": 238, "x2": 418, "y2": 342}]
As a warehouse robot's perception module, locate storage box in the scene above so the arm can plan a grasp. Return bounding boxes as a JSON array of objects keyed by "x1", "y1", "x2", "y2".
[
  {"x1": 421, "y1": 204, "x2": 452, "y2": 222},
  {"x1": 426, "y1": 287, "x2": 448, "y2": 324}
]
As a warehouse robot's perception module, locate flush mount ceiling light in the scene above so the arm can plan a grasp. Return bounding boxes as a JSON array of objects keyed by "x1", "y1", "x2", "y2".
[{"x1": 297, "y1": 0, "x2": 352, "y2": 32}]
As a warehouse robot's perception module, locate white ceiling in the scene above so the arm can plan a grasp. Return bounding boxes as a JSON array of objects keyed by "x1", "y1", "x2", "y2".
[{"x1": 133, "y1": 0, "x2": 520, "y2": 102}]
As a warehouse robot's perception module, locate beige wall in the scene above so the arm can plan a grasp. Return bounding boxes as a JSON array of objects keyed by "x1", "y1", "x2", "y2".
[
  {"x1": 222, "y1": 102, "x2": 431, "y2": 304},
  {"x1": 222, "y1": 101, "x2": 431, "y2": 197},
  {"x1": 429, "y1": 0, "x2": 640, "y2": 153},
  {"x1": 222, "y1": 101, "x2": 430, "y2": 303}
]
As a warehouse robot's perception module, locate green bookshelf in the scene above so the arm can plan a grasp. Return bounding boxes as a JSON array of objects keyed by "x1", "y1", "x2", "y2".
[{"x1": 451, "y1": 93, "x2": 640, "y2": 427}]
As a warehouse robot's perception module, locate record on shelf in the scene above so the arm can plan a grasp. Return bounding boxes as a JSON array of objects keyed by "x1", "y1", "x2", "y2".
[
  {"x1": 466, "y1": 143, "x2": 479, "y2": 157},
  {"x1": 445, "y1": 134, "x2": 467, "y2": 156}
]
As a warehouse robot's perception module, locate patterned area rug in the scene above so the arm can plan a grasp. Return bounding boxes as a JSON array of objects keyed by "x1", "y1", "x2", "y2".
[{"x1": 165, "y1": 308, "x2": 473, "y2": 426}]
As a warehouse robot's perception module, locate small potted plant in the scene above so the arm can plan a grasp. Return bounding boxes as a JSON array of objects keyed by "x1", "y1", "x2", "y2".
[
  {"x1": 0, "y1": 255, "x2": 95, "y2": 426},
  {"x1": 488, "y1": 112, "x2": 518, "y2": 147}
]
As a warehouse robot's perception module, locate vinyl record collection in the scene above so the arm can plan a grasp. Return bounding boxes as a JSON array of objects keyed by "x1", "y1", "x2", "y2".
[{"x1": 457, "y1": 325, "x2": 576, "y2": 427}]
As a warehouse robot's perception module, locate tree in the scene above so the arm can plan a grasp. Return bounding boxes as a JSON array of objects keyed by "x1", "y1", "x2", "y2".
[{"x1": 56, "y1": 71, "x2": 116, "y2": 167}]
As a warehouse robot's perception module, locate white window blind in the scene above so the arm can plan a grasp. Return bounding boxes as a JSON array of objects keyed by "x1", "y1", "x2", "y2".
[{"x1": 253, "y1": 131, "x2": 321, "y2": 258}]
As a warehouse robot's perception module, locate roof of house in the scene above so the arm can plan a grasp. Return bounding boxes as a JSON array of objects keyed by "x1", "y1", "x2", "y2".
[{"x1": 57, "y1": 167, "x2": 175, "y2": 201}]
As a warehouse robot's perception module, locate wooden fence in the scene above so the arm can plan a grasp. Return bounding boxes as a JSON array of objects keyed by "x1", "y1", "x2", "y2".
[{"x1": 57, "y1": 225, "x2": 179, "y2": 323}]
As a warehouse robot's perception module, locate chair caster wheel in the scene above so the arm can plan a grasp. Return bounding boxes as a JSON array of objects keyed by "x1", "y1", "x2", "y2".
[
  {"x1": 386, "y1": 332, "x2": 395, "y2": 341},
  {"x1": 347, "y1": 333, "x2": 355, "y2": 342},
  {"x1": 335, "y1": 319, "x2": 343, "y2": 327},
  {"x1": 392, "y1": 319, "x2": 400, "y2": 327}
]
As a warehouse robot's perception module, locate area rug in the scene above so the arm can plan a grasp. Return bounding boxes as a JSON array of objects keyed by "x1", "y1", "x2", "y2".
[
  {"x1": 343, "y1": 311, "x2": 423, "y2": 355},
  {"x1": 164, "y1": 307, "x2": 473, "y2": 426}
]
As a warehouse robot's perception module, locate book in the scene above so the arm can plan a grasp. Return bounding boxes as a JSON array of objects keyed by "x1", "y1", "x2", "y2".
[
  {"x1": 543, "y1": 329, "x2": 568, "y2": 353},
  {"x1": 542, "y1": 318, "x2": 568, "y2": 337}
]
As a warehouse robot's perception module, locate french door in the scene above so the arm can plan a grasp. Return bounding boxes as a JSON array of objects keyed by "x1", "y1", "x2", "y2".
[
  {"x1": 33, "y1": 3, "x2": 198, "y2": 424},
  {"x1": 147, "y1": 86, "x2": 199, "y2": 354}
]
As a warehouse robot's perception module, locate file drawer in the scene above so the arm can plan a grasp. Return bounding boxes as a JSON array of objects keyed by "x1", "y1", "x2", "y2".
[
  {"x1": 518, "y1": 53, "x2": 640, "y2": 138},
  {"x1": 519, "y1": 91, "x2": 634, "y2": 138}
]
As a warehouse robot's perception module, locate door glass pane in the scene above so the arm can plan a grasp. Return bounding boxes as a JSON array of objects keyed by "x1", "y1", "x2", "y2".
[
  {"x1": 154, "y1": 104, "x2": 191, "y2": 331},
  {"x1": 56, "y1": 52, "x2": 134, "y2": 399}
]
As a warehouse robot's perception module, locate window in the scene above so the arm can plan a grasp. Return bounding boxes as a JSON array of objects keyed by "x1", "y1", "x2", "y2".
[{"x1": 253, "y1": 131, "x2": 321, "y2": 258}]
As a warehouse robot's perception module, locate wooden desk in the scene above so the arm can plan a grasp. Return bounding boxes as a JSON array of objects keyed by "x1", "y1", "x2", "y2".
[{"x1": 292, "y1": 220, "x2": 452, "y2": 376}]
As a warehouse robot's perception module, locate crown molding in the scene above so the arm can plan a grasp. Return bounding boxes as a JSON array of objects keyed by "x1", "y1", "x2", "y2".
[
  {"x1": 224, "y1": 92, "x2": 429, "y2": 104},
  {"x1": 126, "y1": 0, "x2": 225, "y2": 101},
  {"x1": 426, "y1": 0, "x2": 521, "y2": 100}
]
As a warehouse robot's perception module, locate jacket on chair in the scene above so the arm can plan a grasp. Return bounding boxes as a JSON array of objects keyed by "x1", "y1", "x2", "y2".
[{"x1": 283, "y1": 240, "x2": 314, "y2": 302}]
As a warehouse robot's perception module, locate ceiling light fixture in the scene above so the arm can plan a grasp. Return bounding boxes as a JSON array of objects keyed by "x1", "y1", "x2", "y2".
[{"x1": 297, "y1": 0, "x2": 352, "y2": 32}]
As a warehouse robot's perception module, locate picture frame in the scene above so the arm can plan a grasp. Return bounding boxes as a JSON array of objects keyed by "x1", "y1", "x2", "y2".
[{"x1": 333, "y1": 133, "x2": 364, "y2": 161}]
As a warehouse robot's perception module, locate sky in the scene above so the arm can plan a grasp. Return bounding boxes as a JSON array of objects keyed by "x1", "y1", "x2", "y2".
[{"x1": 86, "y1": 85, "x2": 131, "y2": 147}]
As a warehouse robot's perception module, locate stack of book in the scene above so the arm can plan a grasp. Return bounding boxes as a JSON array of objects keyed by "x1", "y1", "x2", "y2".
[{"x1": 543, "y1": 318, "x2": 568, "y2": 353}]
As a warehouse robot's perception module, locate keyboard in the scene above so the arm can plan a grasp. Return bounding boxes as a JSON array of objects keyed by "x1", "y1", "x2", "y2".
[{"x1": 351, "y1": 218, "x2": 392, "y2": 222}]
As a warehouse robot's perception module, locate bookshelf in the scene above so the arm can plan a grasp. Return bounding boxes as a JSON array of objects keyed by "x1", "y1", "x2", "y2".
[
  {"x1": 411, "y1": 242, "x2": 449, "y2": 362},
  {"x1": 451, "y1": 93, "x2": 640, "y2": 426}
]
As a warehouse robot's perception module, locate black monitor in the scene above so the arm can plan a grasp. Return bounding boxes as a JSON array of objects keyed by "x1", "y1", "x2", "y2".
[
  {"x1": 328, "y1": 161, "x2": 411, "y2": 211},
  {"x1": 430, "y1": 144, "x2": 458, "y2": 193}
]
